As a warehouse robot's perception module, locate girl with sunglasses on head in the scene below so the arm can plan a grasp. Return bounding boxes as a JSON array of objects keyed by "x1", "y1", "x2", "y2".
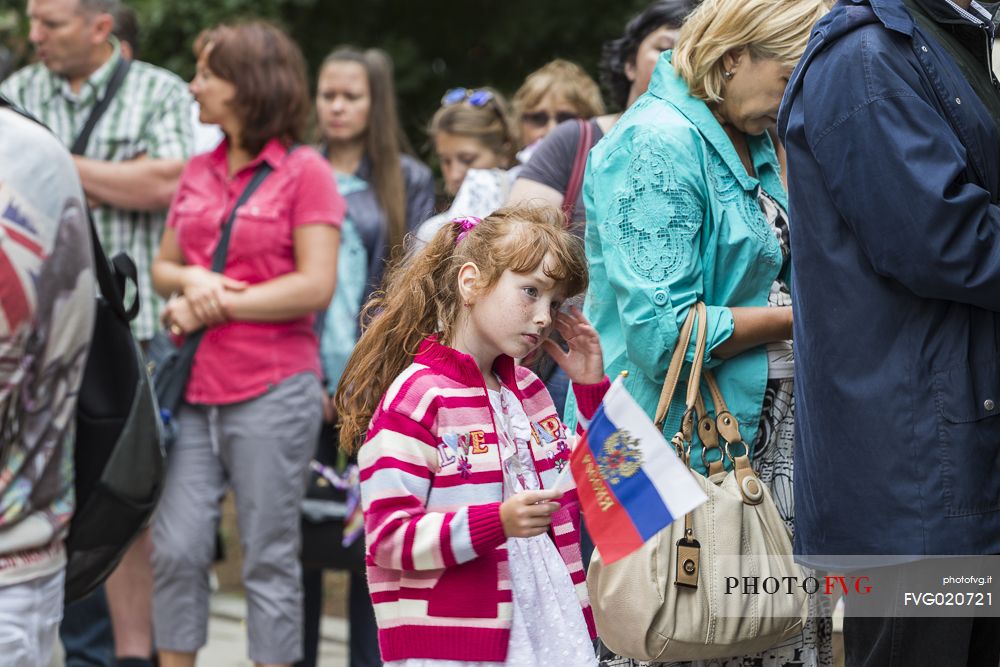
[
  {"x1": 337, "y1": 205, "x2": 609, "y2": 666},
  {"x1": 415, "y1": 87, "x2": 518, "y2": 244}
]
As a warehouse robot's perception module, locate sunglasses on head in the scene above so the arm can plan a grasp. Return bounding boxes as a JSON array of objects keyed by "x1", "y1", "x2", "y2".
[
  {"x1": 521, "y1": 110, "x2": 579, "y2": 127},
  {"x1": 441, "y1": 87, "x2": 496, "y2": 108}
]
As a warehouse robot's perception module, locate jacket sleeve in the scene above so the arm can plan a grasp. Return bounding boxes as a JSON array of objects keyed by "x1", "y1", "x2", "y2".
[
  {"x1": 359, "y1": 404, "x2": 507, "y2": 572},
  {"x1": 404, "y1": 158, "x2": 437, "y2": 232},
  {"x1": 807, "y1": 78, "x2": 1000, "y2": 310},
  {"x1": 571, "y1": 376, "x2": 611, "y2": 434},
  {"x1": 586, "y1": 129, "x2": 735, "y2": 385}
]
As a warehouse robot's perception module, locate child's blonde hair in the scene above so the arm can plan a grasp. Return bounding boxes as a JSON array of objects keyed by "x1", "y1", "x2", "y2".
[
  {"x1": 336, "y1": 205, "x2": 587, "y2": 452},
  {"x1": 428, "y1": 87, "x2": 517, "y2": 167}
]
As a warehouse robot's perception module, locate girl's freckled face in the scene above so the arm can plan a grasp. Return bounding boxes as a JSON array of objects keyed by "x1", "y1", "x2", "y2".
[{"x1": 466, "y1": 254, "x2": 567, "y2": 361}]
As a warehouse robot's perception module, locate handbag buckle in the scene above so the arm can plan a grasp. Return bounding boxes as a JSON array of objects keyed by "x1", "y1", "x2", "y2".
[
  {"x1": 675, "y1": 535, "x2": 701, "y2": 589},
  {"x1": 671, "y1": 432, "x2": 687, "y2": 460}
]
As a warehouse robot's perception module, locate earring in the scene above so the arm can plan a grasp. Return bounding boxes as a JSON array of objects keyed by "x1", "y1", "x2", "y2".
[{"x1": 723, "y1": 70, "x2": 734, "y2": 80}]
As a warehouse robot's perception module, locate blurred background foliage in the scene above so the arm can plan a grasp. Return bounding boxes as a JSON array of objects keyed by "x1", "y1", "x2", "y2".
[{"x1": 0, "y1": 0, "x2": 650, "y2": 159}]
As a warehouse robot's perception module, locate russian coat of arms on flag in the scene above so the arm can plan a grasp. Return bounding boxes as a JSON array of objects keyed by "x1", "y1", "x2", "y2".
[{"x1": 565, "y1": 376, "x2": 707, "y2": 564}]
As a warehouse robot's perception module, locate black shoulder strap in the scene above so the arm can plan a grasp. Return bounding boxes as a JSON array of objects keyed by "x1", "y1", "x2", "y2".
[
  {"x1": 210, "y1": 144, "x2": 300, "y2": 273},
  {"x1": 70, "y1": 56, "x2": 131, "y2": 156},
  {"x1": 88, "y1": 213, "x2": 136, "y2": 322},
  {"x1": 212, "y1": 163, "x2": 272, "y2": 273}
]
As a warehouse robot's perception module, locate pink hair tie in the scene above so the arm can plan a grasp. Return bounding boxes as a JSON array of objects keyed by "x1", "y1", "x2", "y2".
[{"x1": 453, "y1": 216, "x2": 481, "y2": 244}]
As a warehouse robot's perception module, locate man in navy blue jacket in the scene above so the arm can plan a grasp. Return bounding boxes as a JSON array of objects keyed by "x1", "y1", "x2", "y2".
[{"x1": 780, "y1": 0, "x2": 1000, "y2": 663}]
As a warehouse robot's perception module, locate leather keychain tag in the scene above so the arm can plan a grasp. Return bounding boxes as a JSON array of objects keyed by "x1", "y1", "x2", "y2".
[{"x1": 675, "y1": 537, "x2": 701, "y2": 589}]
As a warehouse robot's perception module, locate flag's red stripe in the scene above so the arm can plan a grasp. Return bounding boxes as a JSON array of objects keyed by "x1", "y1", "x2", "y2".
[{"x1": 570, "y1": 434, "x2": 644, "y2": 564}]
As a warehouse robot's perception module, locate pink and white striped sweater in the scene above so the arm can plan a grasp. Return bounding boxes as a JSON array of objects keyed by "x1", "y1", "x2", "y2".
[{"x1": 359, "y1": 336, "x2": 609, "y2": 662}]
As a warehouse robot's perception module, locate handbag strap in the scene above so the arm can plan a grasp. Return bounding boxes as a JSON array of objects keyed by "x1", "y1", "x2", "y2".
[
  {"x1": 70, "y1": 56, "x2": 131, "y2": 156},
  {"x1": 653, "y1": 303, "x2": 696, "y2": 429},
  {"x1": 173, "y1": 146, "x2": 294, "y2": 356},
  {"x1": 694, "y1": 390, "x2": 725, "y2": 476},
  {"x1": 561, "y1": 119, "x2": 593, "y2": 225},
  {"x1": 654, "y1": 302, "x2": 708, "y2": 433},
  {"x1": 684, "y1": 304, "x2": 708, "y2": 417},
  {"x1": 655, "y1": 302, "x2": 708, "y2": 472},
  {"x1": 702, "y1": 369, "x2": 764, "y2": 504},
  {"x1": 208, "y1": 143, "x2": 301, "y2": 271}
]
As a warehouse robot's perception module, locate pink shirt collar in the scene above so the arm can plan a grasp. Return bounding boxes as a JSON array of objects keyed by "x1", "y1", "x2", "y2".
[{"x1": 206, "y1": 136, "x2": 290, "y2": 178}]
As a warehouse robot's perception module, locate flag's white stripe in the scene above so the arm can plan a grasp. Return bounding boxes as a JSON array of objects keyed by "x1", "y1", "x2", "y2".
[{"x1": 603, "y1": 379, "x2": 707, "y2": 518}]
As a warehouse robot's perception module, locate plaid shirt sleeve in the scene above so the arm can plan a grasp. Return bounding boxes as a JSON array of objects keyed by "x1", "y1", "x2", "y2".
[
  {"x1": 0, "y1": 69, "x2": 31, "y2": 111},
  {"x1": 140, "y1": 76, "x2": 193, "y2": 161}
]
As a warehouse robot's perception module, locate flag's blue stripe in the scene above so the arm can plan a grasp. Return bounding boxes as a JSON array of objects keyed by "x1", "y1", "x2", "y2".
[
  {"x1": 584, "y1": 402, "x2": 609, "y2": 458},
  {"x1": 586, "y1": 406, "x2": 675, "y2": 541}
]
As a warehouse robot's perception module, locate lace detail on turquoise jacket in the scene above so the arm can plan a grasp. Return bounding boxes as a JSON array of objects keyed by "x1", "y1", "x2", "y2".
[
  {"x1": 709, "y1": 146, "x2": 781, "y2": 268},
  {"x1": 605, "y1": 147, "x2": 701, "y2": 282},
  {"x1": 567, "y1": 51, "x2": 788, "y2": 475}
]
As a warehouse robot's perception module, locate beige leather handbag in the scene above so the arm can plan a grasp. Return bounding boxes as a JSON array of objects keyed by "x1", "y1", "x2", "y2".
[{"x1": 587, "y1": 303, "x2": 807, "y2": 661}]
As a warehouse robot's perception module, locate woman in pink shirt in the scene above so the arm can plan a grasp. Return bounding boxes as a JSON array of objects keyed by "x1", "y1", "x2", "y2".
[{"x1": 150, "y1": 22, "x2": 344, "y2": 667}]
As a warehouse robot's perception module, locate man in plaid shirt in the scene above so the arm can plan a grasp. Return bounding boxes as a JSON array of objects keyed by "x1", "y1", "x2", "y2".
[
  {"x1": 1, "y1": 0, "x2": 193, "y2": 345},
  {"x1": 1, "y1": 1, "x2": 192, "y2": 665}
]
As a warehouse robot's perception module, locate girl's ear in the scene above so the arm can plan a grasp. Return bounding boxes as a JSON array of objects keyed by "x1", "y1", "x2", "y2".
[{"x1": 457, "y1": 262, "x2": 481, "y2": 306}]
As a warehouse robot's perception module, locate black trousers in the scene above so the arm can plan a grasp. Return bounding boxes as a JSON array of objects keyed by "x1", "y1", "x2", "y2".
[
  {"x1": 843, "y1": 557, "x2": 1000, "y2": 667},
  {"x1": 843, "y1": 615, "x2": 1000, "y2": 667},
  {"x1": 296, "y1": 567, "x2": 381, "y2": 667}
]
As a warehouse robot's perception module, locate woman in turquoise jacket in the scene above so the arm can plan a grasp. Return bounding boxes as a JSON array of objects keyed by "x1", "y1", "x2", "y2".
[{"x1": 576, "y1": 1, "x2": 832, "y2": 666}]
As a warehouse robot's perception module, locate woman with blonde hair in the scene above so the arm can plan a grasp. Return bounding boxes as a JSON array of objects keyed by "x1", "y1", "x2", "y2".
[
  {"x1": 512, "y1": 58, "x2": 604, "y2": 151},
  {"x1": 573, "y1": 0, "x2": 832, "y2": 665}
]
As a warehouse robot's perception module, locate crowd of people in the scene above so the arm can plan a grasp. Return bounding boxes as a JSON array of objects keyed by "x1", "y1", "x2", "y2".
[{"x1": 3, "y1": 0, "x2": 1000, "y2": 666}]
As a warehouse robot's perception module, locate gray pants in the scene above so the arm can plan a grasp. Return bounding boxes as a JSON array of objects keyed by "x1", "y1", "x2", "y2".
[{"x1": 152, "y1": 372, "x2": 322, "y2": 664}]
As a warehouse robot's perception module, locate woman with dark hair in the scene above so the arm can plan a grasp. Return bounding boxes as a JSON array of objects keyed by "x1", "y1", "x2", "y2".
[
  {"x1": 507, "y1": 0, "x2": 700, "y2": 425},
  {"x1": 600, "y1": 0, "x2": 701, "y2": 113},
  {"x1": 150, "y1": 21, "x2": 344, "y2": 667},
  {"x1": 298, "y1": 46, "x2": 435, "y2": 667},
  {"x1": 509, "y1": 0, "x2": 700, "y2": 231}
]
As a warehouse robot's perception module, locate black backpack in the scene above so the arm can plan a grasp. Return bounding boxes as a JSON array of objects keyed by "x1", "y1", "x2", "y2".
[
  {"x1": 68, "y1": 228, "x2": 165, "y2": 603},
  {"x1": 1, "y1": 71, "x2": 166, "y2": 603}
]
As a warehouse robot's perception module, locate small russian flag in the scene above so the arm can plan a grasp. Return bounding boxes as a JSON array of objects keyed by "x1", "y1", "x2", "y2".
[{"x1": 564, "y1": 376, "x2": 707, "y2": 564}]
